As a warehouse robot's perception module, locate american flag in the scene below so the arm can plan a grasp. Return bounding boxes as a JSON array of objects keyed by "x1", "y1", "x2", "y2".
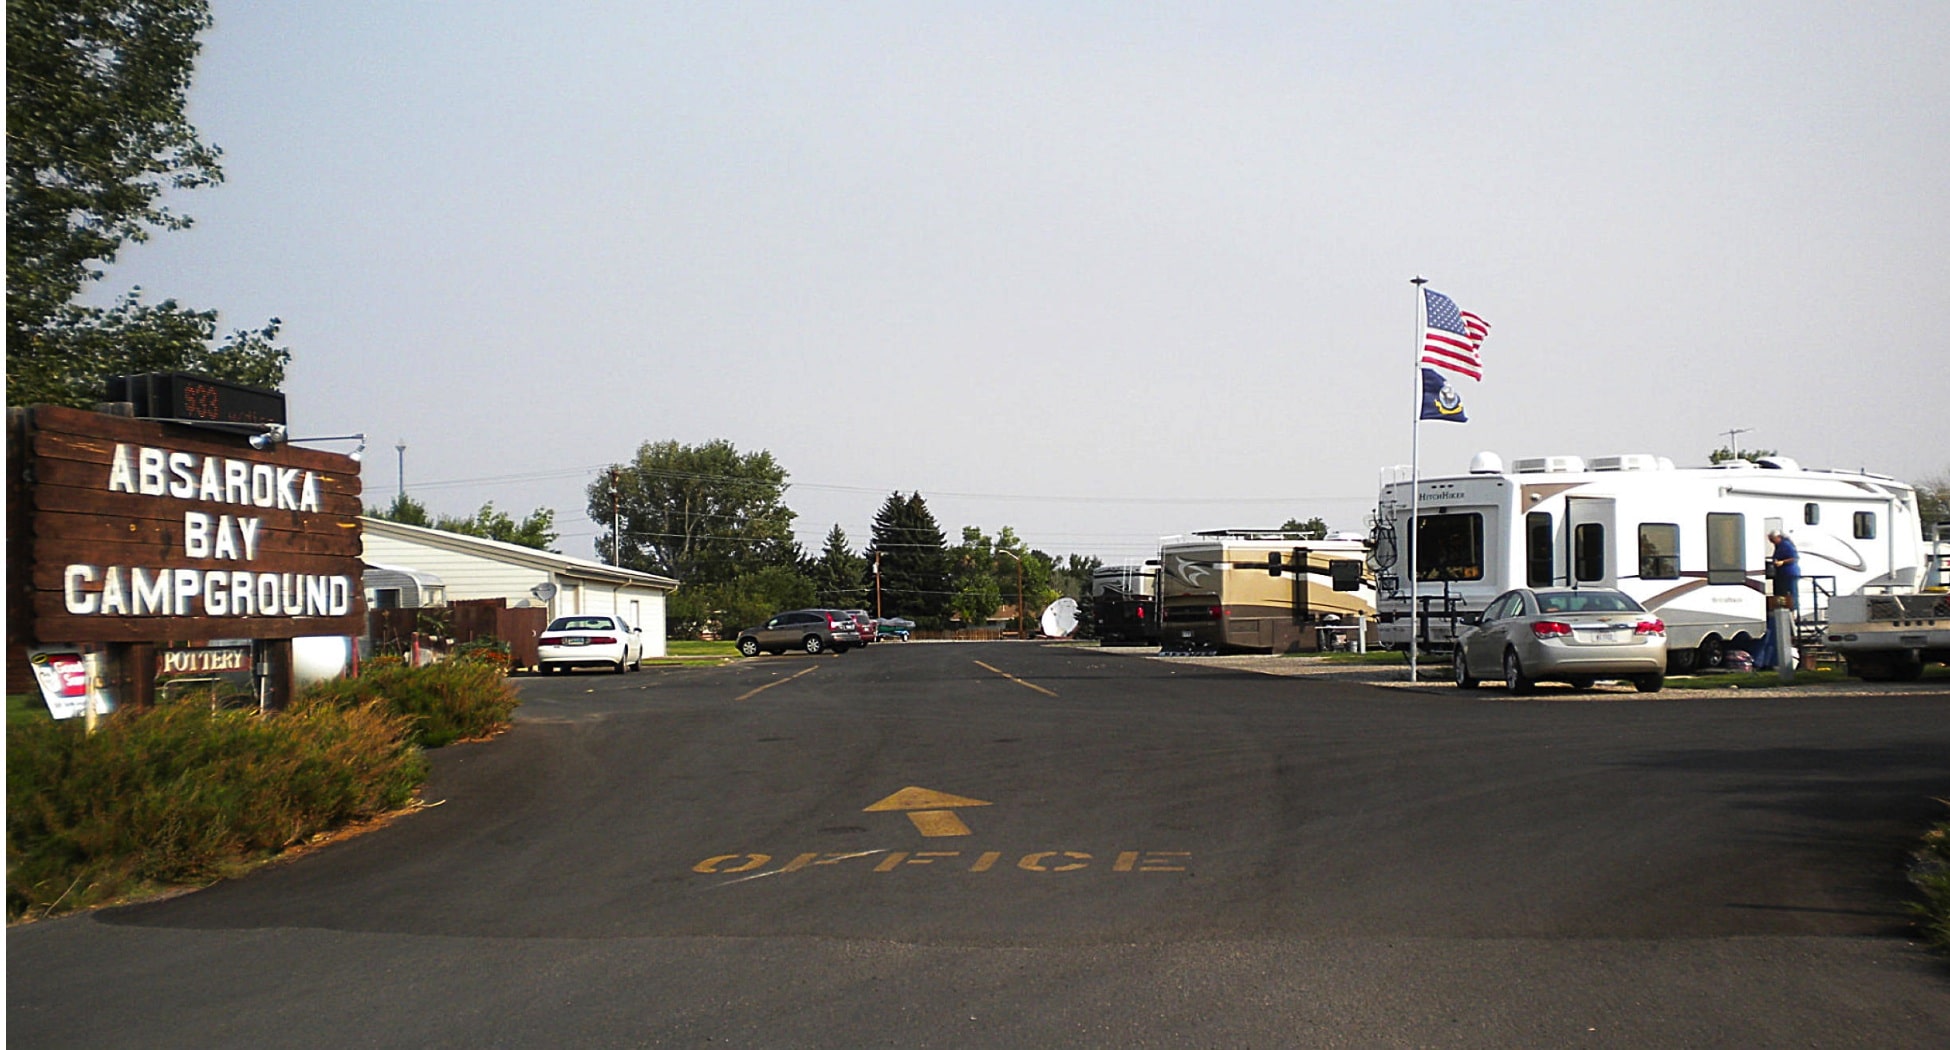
[{"x1": 1420, "y1": 288, "x2": 1489, "y2": 381}]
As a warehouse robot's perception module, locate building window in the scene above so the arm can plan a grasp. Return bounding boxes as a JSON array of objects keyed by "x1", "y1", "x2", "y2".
[
  {"x1": 1638, "y1": 523, "x2": 1680, "y2": 580},
  {"x1": 1854, "y1": 511, "x2": 1877, "y2": 539}
]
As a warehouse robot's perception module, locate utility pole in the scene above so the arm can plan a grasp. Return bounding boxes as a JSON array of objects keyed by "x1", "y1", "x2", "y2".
[
  {"x1": 1722, "y1": 427, "x2": 1751, "y2": 461},
  {"x1": 997, "y1": 549, "x2": 1024, "y2": 639},
  {"x1": 609, "y1": 468, "x2": 621, "y2": 566},
  {"x1": 874, "y1": 550, "x2": 883, "y2": 618},
  {"x1": 395, "y1": 440, "x2": 407, "y2": 498}
]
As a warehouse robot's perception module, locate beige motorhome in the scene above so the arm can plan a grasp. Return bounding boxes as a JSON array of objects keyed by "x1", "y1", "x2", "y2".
[{"x1": 1157, "y1": 531, "x2": 1373, "y2": 652}]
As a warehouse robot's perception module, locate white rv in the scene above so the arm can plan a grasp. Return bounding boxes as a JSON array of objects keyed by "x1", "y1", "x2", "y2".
[
  {"x1": 1157, "y1": 531, "x2": 1374, "y2": 652},
  {"x1": 1373, "y1": 453, "x2": 1926, "y2": 670}
]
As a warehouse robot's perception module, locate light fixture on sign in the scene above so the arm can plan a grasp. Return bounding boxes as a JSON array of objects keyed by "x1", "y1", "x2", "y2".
[{"x1": 250, "y1": 427, "x2": 367, "y2": 462}]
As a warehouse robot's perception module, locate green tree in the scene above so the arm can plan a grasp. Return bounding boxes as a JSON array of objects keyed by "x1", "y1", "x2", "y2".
[
  {"x1": 1279, "y1": 516, "x2": 1330, "y2": 539},
  {"x1": 1915, "y1": 470, "x2": 1949, "y2": 536},
  {"x1": 7, "y1": 0, "x2": 289, "y2": 406},
  {"x1": 435, "y1": 502, "x2": 559, "y2": 551},
  {"x1": 367, "y1": 492, "x2": 431, "y2": 527},
  {"x1": 950, "y1": 569, "x2": 1003, "y2": 628},
  {"x1": 1050, "y1": 553, "x2": 1103, "y2": 601},
  {"x1": 593, "y1": 440, "x2": 801, "y2": 580},
  {"x1": 1708, "y1": 445, "x2": 1777, "y2": 465},
  {"x1": 950, "y1": 525, "x2": 1058, "y2": 629},
  {"x1": 866, "y1": 492, "x2": 950, "y2": 624},
  {"x1": 810, "y1": 524, "x2": 867, "y2": 607},
  {"x1": 668, "y1": 566, "x2": 815, "y2": 641}
]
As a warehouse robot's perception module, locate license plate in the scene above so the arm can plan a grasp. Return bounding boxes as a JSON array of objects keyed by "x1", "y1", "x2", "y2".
[{"x1": 563, "y1": 637, "x2": 588, "y2": 646}]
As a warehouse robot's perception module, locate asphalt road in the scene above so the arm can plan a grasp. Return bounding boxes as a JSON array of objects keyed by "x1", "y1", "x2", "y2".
[{"x1": 10, "y1": 642, "x2": 1950, "y2": 1047}]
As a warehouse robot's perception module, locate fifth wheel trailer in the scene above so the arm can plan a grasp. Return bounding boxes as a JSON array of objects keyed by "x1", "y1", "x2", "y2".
[{"x1": 1373, "y1": 453, "x2": 1926, "y2": 671}]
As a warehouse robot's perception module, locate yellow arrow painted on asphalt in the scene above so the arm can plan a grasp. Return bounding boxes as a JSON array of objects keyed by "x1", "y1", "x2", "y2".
[{"x1": 864, "y1": 786, "x2": 992, "y2": 837}]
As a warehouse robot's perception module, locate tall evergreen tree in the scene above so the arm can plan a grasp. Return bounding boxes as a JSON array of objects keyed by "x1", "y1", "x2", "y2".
[
  {"x1": 810, "y1": 524, "x2": 867, "y2": 607},
  {"x1": 865, "y1": 492, "x2": 950, "y2": 624}
]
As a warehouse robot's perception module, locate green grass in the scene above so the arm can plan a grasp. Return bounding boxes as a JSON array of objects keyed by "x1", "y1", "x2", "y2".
[
  {"x1": 1284, "y1": 650, "x2": 1409, "y2": 664},
  {"x1": 666, "y1": 640, "x2": 737, "y2": 657},
  {"x1": 1665, "y1": 668, "x2": 1850, "y2": 689}
]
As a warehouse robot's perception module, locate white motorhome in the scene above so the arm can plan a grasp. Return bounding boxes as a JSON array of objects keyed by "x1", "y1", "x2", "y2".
[
  {"x1": 1157, "y1": 531, "x2": 1374, "y2": 652},
  {"x1": 1373, "y1": 452, "x2": 1926, "y2": 670}
]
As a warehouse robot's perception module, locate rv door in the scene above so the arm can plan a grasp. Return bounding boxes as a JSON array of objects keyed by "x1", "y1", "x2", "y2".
[{"x1": 1565, "y1": 497, "x2": 1617, "y2": 589}]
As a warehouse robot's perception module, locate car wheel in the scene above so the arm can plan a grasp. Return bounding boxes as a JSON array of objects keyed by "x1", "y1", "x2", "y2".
[
  {"x1": 803, "y1": 635, "x2": 825, "y2": 655},
  {"x1": 1633, "y1": 672, "x2": 1665, "y2": 693},
  {"x1": 737, "y1": 638, "x2": 760, "y2": 657},
  {"x1": 1696, "y1": 635, "x2": 1724, "y2": 670},
  {"x1": 614, "y1": 658, "x2": 626, "y2": 674},
  {"x1": 1666, "y1": 648, "x2": 1697, "y2": 674},
  {"x1": 1453, "y1": 648, "x2": 1479, "y2": 690},
  {"x1": 1503, "y1": 649, "x2": 1534, "y2": 695},
  {"x1": 1565, "y1": 675, "x2": 1596, "y2": 691}
]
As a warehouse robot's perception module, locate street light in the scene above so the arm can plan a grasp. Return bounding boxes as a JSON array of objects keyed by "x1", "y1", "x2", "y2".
[{"x1": 995, "y1": 549, "x2": 1024, "y2": 640}]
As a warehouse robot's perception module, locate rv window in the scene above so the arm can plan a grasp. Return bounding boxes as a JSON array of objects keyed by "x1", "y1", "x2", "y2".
[
  {"x1": 1853, "y1": 511, "x2": 1877, "y2": 539},
  {"x1": 1415, "y1": 513, "x2": 1484, "y2": 582},
  {"x1": 1573, "y1": 523, "x2": 1606, "y2": 582},
  {"x1": 1706, "y1": 512, "x2": 1745, "y2": 584},
  {"x1": 1804, "y1": 503, "x2": 1820, "y2": 525},
  {"x1": 1525, "y1": 512, "x2": 1554, "y2": 587},
  {"x1": 1638, "y1": 523, "x2": 1680, "y2": 580}
]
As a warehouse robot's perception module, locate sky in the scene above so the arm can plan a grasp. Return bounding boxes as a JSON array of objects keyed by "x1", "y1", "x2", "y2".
[{"x1": 89, "y1": 1, "x2": 1949, "y2": 567}]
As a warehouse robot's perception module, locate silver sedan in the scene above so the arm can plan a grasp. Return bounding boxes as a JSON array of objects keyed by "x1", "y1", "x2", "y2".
[{"x1": 1454, "y1": 587, "x2": 1667, "y2": 694}]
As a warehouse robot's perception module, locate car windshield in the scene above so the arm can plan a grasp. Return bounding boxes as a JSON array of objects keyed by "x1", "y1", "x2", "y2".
[
  {"x1": 1533, "y1": 591, "x2": 1643, "y2": 614},
  {"x1": 547, "y1": 617, "x2": 615, "y2": 631}
]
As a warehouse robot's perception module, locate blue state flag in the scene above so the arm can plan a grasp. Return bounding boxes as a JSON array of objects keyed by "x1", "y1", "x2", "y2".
[{"x1": 1420, "y1": 367, "x2": 1468, "y2": 422}]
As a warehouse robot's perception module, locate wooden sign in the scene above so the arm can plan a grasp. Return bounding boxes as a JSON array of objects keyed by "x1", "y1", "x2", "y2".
[{"x1": 18, "y1": 404, "x2": 365, "y2": 643}]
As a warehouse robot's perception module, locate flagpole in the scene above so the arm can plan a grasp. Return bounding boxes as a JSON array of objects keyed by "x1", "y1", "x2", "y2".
[{"x1": 1408, "y1": 276, "x2": 1426, "y2": 684}]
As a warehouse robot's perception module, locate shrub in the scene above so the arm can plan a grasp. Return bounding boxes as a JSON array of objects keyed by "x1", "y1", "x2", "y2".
[
  {"x1": 303, "y1": 660, "x2": 518, "y2": 749},
  {"x1": 6, "y1": 699, "x2": 426, "y2": 921},
  {"x1": 1911, "y1": 805, "x2": 1950, "y2": 951},
  {"x1": 453, "y1": 637, "x2": 512, "y2": 673}
]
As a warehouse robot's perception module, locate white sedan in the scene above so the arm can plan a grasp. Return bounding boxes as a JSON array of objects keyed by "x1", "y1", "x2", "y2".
[{"x1": 537, "y1": 615, "x2": 643, "y2": 674}]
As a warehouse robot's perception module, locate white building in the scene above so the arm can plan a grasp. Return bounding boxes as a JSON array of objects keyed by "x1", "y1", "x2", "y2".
[{"x1": 360, "y1": 517, "x2": 679, "y2": 655}]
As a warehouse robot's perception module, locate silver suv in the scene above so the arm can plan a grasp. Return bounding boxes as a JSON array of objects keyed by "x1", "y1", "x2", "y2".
[{"x1": 736, "y1": 609, "x2": 860, "y2": 656}]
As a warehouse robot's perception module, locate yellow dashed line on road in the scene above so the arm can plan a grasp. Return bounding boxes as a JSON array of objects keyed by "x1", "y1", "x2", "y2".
[
  {"x1": 734, "y1": 664, "x2": 819, "y2": 702},
  {"x1": 974, "y1": 660, "x2": 1057, "y2": 697}
]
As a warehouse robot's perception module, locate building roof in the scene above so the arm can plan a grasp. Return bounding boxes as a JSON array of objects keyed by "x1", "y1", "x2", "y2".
[{"x1": 360, "y1": 516, "x2": 679, "y2": 591}]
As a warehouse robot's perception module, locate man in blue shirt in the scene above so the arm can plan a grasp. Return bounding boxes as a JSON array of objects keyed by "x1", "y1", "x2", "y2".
[{"x1": 1767, "y1": 529, "x2": 1800, "y2": 609}]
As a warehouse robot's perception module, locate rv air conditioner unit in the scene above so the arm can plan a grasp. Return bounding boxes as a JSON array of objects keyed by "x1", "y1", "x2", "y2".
[
  {"x1": 1589, "y1": 454, "x2": 1662, "y2": 472},
  {"x1": 1511, "y1": 456, "x2": 1586, "y2": 474}
]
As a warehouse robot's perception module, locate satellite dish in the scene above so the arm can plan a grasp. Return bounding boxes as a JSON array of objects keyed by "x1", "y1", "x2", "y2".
[
  {"x1": 530, "y1": 582, "x2": 558, "y2": 602},
  {"x1": 1040, "y1": 597, "x2": 1079, "y2": 638}
]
